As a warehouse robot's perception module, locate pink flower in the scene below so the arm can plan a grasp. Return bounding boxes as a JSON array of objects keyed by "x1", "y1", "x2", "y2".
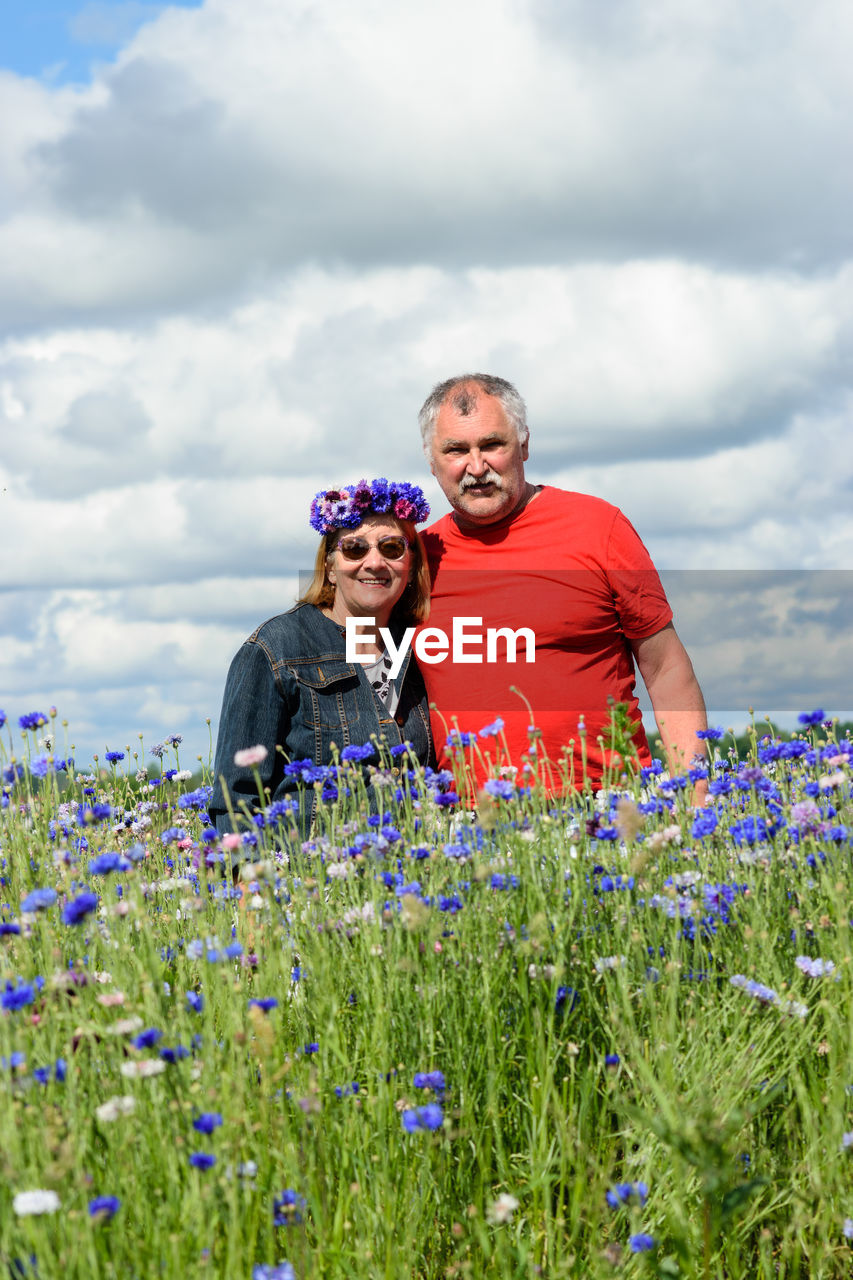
[
  {"x1": 234, "y1": 745, "x2": 268, "y2": 768},
  {"x1": 222, "y1": 833, "x2": 242, "y2": 851}
]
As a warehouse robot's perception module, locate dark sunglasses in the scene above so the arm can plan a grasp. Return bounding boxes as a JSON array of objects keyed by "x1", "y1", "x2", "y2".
[{"x1": 336, "y1": 535, "x2": 410, "y2": 562}]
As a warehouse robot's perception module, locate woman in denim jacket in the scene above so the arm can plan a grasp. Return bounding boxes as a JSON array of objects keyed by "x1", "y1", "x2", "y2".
[{"x1": 209, "y1": 479, "x2": 434, "y2": 846}]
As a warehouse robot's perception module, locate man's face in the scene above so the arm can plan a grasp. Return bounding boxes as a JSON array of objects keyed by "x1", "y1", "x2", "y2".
[{"x1": 429, "y1": 392, "x2": 529, "y2": 528}]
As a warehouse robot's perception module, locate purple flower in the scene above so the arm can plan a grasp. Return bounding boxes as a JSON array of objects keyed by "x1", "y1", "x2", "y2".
[
  {"x1": 61, "y1": 891, "x2": 98, "y2": 925},
  {"x1": 89, "y1": 1195, "x2": 121, "y2": 1219}
]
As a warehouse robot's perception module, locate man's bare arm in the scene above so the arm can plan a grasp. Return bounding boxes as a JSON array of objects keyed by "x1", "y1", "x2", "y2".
[{"x1": 630, "y1": 622, "x2": 708, "y2": 804}]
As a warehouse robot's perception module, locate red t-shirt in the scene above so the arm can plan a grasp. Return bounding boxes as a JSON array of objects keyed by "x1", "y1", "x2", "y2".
[{"x1": 419, "y1": 487, "x2": 672, "y2": 793}]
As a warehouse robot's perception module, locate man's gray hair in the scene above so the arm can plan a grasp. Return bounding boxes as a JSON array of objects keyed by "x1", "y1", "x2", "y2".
[{"x1": 418, "y1": 373, "x2": 529, "y2": 453}]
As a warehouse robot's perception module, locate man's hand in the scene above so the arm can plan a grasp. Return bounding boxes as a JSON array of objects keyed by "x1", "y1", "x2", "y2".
[{"x1": 631, "y1": 622, "x2": 709, "y2": 807}]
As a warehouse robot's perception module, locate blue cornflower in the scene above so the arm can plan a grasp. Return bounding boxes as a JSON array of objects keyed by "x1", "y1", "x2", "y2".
[
  {"x1": 30, "y1": 757, "x2": 50, "y2": 779},
  {"x1": 445, "y1": 730, "x2": 476, "y2": 750},
  {"x1": 696, "y1": 726, "x2": 724, "y2": 740},
  {"x1": 192, "y1": 1112, "x2": 223, "y2": 1134},
  {"x1": 483, "y1": 778, "x2": 515, "y2": 800},
  {"x1": 0, "y1": 709, "x2": 5, "y2": 727},
  {"x1": 18, "y1": 712, "x2": 48, "y2": 732},
  {"x1": 479, "y1": 717, "x2": 505, "y2": 738},
  {"x1": 253, "y1": 1266, "x2": 296, "y2": 1280},
  {"x1": 2, "y1": 1052, "x2": 26, "y2": 1069},
  {"x1": 89, "y1": 1195, "x2": 121, "y2": 1219},
  {"x1": 224, "y1": 941, "x2": 243, "y2": 960},
  {"x1": 606, "y1": 1182, "x2": 648, "y2": 1208},
  {"x1": 189, "y1": 1152, "x2": 217, "y2": 1170},
  {"x1": 0, "y1": 923, "x2": 21, "y2": 936},
  {"x1": 2, "y1": 980, "x2": 36, "y2": 1011},
  {"x1": 692, "y1": 809, "x2": 718, "y2": 839},
  {"x1": 104, "y1": 751, "x2": 125, "y2": 764},
  {"x1": 629, "y1": 1233, "x2": 656, "y2": 1253},
  {"x1": 61, "y1": 891, "x2": 98, "y2": 925},
  {"x1": 302, "y1": 1042, "x2": 319, "y2": 1055},
  {"x1": 798, "y1": 709, "x2": 825, "y2": 727},
  {"x1": 249, "y1": 997, "x2": 279, "y2": 1012},
  {"x1": 340, "y1": 743, "x2": 375, "y2": 761},
  {"x1": 334, "y1": 1082, "x2": 360, "y2": 1098},
  {"x1": 273, "y1": 1189, "x2": 306, "y2": 1226},
  {"x1": 795, "y1": 956, "x2": 835, "y2": 978},
  {"x1": 604, "y1": 1053, "x2": 620, "y2": 1067},
  {"x1": 88, "y1": 852, "x2": 130, "y2": 875},
  {"x1": 555, "y1": 986, "x2": 578, "y2": 1015},
  {"x1": 730, "y1": 975, "x2": 777, "y2": 1005},
  {"x1": 413, "y1": 1070, "x2": 446, "y2": 1094},
  {"x1": 401, "y1": 1103, "x2": 443, "y2": 1132},
  {"x1": 160, "y1": 1045, "x2": 191, "y2": 1063},
  {"x1": 131, "y1": 1028, "x2": 163, "y2": 1050},
  {"x1": 186, "y1": 991, "x2": 204, "y2": 1013}
]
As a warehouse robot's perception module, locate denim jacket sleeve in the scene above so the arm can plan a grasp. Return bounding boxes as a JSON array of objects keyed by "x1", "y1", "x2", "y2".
[{"x1": 208, "y1": 637, "x2": 297, "y2": 836}]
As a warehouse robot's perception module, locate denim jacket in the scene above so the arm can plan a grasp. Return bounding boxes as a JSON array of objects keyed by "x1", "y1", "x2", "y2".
[{"x1": 208, "y1": 603, "x2": 433, "y2": 840}]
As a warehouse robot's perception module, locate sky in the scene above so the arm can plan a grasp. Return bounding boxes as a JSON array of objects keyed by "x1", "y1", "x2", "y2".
[{"x1": 1, "y1": 0, "x2": 851, "y2": 773}]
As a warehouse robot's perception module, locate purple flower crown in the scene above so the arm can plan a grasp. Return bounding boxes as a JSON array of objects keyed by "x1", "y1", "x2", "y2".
[{"x1": 309, "y1": 478, "x2": 430, "y2": 535}]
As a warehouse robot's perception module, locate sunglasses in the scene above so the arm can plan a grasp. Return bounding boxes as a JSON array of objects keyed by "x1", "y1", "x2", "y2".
[{"x1": 336, "y1": 535, "x2": 410, "y2": 562}]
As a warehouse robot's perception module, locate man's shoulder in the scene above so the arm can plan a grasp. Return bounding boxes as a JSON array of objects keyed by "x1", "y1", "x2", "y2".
[{"x1": 537, "y1": 486, "x2": 621, "y2": 520}]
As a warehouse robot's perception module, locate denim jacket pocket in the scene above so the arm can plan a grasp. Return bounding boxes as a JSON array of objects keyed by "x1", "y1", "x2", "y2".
[{"x1": 286, "y1": 657, "x2": 367, "y2": 755}]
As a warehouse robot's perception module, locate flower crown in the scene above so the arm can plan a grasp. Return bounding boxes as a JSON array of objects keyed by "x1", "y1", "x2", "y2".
[{"x1": 309, "y1": 478, "x2": 430, "y2": 535}]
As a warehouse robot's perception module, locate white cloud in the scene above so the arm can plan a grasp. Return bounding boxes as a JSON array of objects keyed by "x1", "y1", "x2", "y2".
[{"x1": 1, "y1": 0, "x2": 850, "y2": 764}]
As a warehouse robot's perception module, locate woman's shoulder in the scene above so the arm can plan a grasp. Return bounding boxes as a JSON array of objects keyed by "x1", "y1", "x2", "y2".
[{"x1": 249, "y1": 603, "x2": 345, "y2": 659}]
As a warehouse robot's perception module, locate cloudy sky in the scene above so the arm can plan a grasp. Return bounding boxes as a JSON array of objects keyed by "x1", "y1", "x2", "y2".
[{"x1": 1, "y1": 0, "x2": 851, "y2": 771}]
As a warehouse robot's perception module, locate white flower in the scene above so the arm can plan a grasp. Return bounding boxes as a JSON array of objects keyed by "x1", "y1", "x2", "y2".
[
  {"x1": 234, "y1": 745, "x2": 268, "y2": 768},
  {"x1": 487, "y1": 1193, "x2": 519, "y2": 1224},
  {"x1": 96, "y1": 1095, "x2": 136, "y2": 1122},
  {"x1": 105, "y1": 1015, "x2": 144, "y2": 1036},
  {"x1": 120, "y1": 1058, "x2": 166, "y2": 1079},
  {"x1": 327, "y1": 860, "x2": 355, "y2": 880},
  {"x1": 14, "y1": 1189, "x2": 61, "y2": 1216}
]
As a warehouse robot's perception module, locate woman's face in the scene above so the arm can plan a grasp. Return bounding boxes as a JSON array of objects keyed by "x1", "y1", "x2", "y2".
[{"x1": 327, "y1": 515, "x2": 413, "y2": 626}]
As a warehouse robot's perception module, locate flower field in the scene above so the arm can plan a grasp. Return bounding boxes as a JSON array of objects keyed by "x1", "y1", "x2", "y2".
[{"x1": 1, "y1": 707, "x2": 852, "y2": 1279}]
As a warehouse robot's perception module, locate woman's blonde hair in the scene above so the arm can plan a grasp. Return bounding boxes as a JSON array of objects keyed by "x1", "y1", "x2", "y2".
[{"x1": 297, "y1": 516, "x2": 430, "y2": 625}]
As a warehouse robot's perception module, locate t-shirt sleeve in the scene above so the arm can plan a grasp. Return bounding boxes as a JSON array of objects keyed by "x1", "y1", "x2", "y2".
[{"x1": 606, "y1": 511, "x2": 673, "y2": 639}]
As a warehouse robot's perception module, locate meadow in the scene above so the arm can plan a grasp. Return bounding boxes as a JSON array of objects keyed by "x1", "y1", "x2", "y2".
[{"x1": 1, "y1": 706, "x2": 851, "y2": 1279}]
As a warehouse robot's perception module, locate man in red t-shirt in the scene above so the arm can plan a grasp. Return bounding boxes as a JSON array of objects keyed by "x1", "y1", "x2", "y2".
[{"x1": 416, "y1": 373, "x2": 708, "y2": 797}]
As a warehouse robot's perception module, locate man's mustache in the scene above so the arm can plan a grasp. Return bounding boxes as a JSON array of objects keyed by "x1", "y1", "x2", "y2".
[{"x1": 460, "y1": 470, "x2": 503, "y2": 491}]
